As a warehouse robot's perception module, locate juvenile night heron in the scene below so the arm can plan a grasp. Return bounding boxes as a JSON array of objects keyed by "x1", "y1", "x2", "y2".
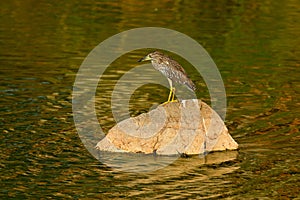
[{"x1": 138, "y1": 51, "x2": 196, "y2": 103}]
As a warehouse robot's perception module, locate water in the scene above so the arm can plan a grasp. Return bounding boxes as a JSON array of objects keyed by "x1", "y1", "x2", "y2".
[{"x1": 1, "y1": 0, "x2": 299, "y2": 199}]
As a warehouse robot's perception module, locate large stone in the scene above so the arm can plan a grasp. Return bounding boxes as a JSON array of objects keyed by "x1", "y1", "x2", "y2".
[{"x1": 96, "y1": 99, "x2": 238, "y2": 155}]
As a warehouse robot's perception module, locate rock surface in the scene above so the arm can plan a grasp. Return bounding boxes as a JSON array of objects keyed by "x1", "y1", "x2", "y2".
[{"x1": 96, "y1": 99, "x2": 238, "y2": 155}]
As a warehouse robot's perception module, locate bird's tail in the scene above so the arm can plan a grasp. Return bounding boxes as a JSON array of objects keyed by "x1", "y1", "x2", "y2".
[{"x1": 186, "y1": 79, "x2": 196, "y2": 91}]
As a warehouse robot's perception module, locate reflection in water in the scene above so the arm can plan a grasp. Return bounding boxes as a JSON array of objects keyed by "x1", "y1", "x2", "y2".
[
  {"x1": 95, "y1": 150, "x2": 238, "y2": 173},
  {"x1": 107, "y1": 151, "x2": 240, "y2": 198},
  {"x1": 1, "y1": 0, "x2": 299, "y2": 199}
]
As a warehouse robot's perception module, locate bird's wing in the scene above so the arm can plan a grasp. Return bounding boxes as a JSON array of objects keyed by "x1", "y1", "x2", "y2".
[
  {"x1": 164, "y1": 57, "x2": 196, "y2": 91},
  {"x1": 170, "y1": 59, "x2": 187, "y2": 74},
  {"x1": 163, "y1": 57, "x2": 188, "y2": 76}
]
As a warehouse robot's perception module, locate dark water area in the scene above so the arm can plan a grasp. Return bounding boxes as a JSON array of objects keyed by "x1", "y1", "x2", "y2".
[{"x1": 1, "y1": 0, "x2": 299, "y2": 199}]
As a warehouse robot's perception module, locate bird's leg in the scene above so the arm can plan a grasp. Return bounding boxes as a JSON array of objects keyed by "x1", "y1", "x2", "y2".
[
  {"x1": 171, "y1": 87, "x2": 177, "y2": 102},
  {"x1": 167, "y1": 87, "x2": 173, "y2": 102},
  {"x1": 162, "y1": 87, "x2": 173, "y2": 105},
  {"x1": 164, "y1": 78, "x2": 173, "y2": 103},
  {"x1": 162, "y1": 79, "x2": 177, "y2": 105}
]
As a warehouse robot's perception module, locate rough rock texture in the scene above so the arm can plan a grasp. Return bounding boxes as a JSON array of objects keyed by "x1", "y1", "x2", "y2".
[{"x1": 96, "y1": 99, "x2": 238, "y2": 155}]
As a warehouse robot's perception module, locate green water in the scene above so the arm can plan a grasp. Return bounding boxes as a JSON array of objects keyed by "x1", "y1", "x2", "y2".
[{"x1": 1, "y1": 0, "x2": 299, "y2": 199}]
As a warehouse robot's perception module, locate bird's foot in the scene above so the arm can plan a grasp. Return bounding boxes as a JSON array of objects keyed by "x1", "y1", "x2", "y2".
[{"x1": 162, "y1": 99, "x2": 178, "y2": 105}]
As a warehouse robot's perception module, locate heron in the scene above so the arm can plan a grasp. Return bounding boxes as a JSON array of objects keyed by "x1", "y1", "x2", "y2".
[{"x1": 138, "y1": 51, "x2": 196, "y2": 104}]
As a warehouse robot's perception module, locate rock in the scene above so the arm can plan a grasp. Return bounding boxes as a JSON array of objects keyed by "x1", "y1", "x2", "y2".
[{"x1": 96, "y1": 99, "x2": 238, "y2": 155}]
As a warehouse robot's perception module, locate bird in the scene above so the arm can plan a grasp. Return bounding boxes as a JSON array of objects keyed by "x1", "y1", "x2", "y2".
[{"x1": 138, "y1": 51, "x2": 196, "y2": 104}]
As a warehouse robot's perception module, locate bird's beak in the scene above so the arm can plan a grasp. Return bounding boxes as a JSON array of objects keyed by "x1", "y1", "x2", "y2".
[{"x1": 138, "y1": 55, "x2": 151, "y2": 62}]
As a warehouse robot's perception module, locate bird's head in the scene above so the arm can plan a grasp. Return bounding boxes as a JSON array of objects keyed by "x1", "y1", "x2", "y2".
[{"x1": 138, "y1": 51, "x2": 164, "y2": 62}]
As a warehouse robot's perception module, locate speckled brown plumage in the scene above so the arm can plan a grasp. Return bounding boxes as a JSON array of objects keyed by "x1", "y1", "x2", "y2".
[
  {"x1": 139, "y1": 51, "x2": 196, "y2": 91},
  {"x1": 138, "y1": 51, "x2": 196, "y2": 103}
]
